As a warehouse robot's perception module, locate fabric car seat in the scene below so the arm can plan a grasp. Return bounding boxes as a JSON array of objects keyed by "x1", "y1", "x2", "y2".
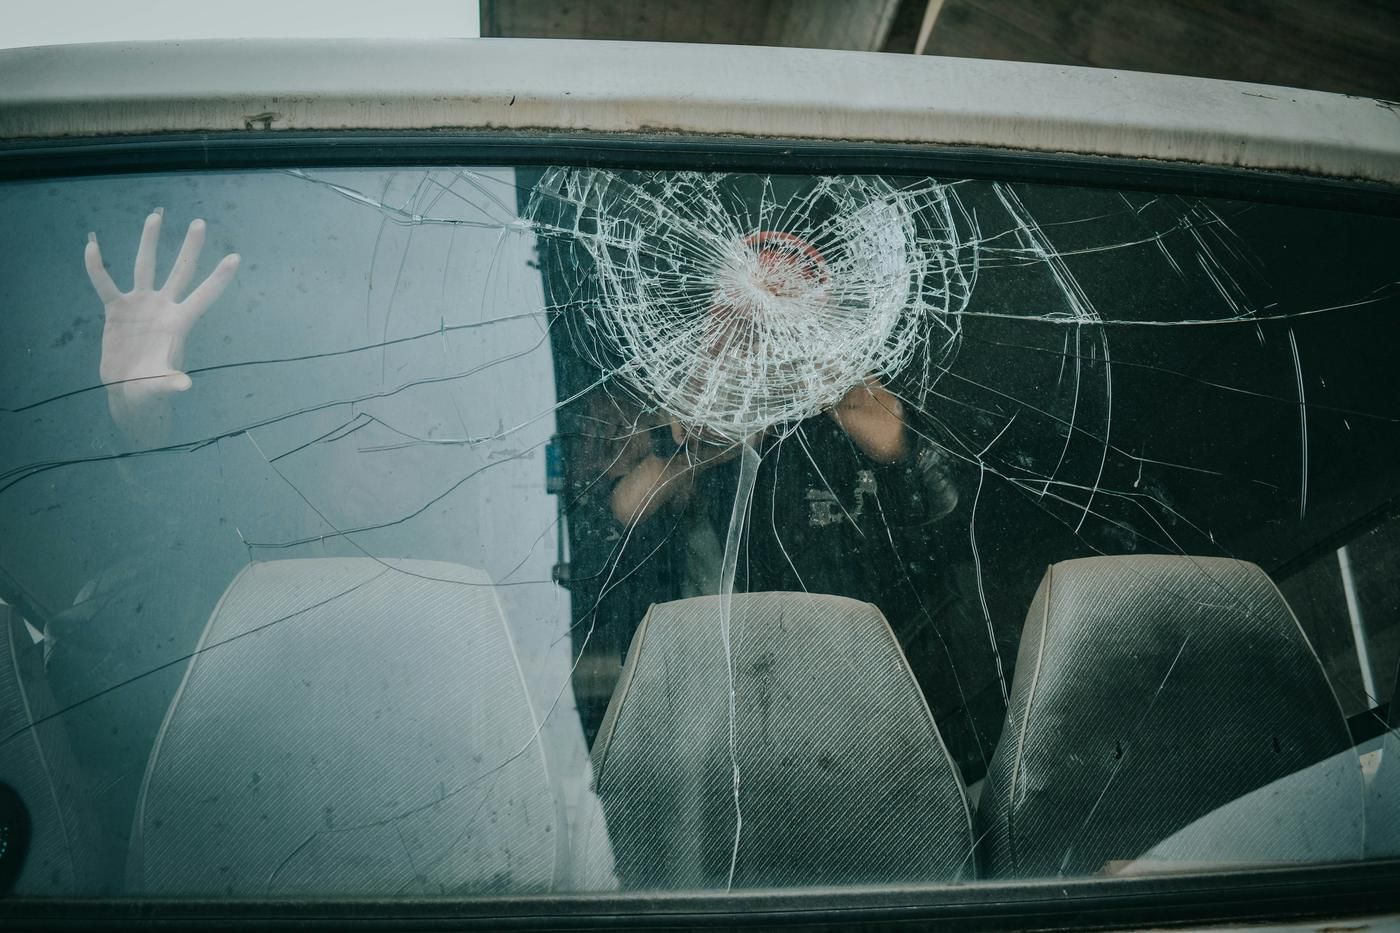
[
  {"x1": 0, "y1": 598, "x2": 118, "y2": 894},
  {"x1": 0, "y1": 605, "x2": 89, "y2": 894},
  {"x1": 127, "y1": 558, "x2": 570, "y2": 895},
  {"x1": 1367, "y1": 650, "x2": 1399, "y2": 856},
  {"x1": 588, "y1": 591, "x2": 973, "y2": 890},
  {"x1": 978, "y1": 555, "x2": 1362, "y2": 878}
]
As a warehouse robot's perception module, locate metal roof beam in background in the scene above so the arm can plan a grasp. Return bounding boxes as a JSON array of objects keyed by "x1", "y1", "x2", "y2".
[
  {"x1": 761, "y1": 0, "x2": 901, "y2": 52},
  {"x1": 916, "y1": 0, "x2": 1400, "y2": 100},
  {"x1": 915, "y1": 0, "x2": 946, "y2": 55},
  {"x1": 483, "y1": 0, "x2": 1400, "y2": 100},
  {"x1": 880, "y1": 0, "x2": 944, "y2": 54},
  {"x1": 481, "y1": 0, "x2": 904, "y2": 52}
]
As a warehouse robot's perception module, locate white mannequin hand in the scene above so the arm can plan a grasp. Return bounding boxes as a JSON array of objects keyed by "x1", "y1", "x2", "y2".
[{"x1": 85, "y1": 209, "x2": 239, "y2": 421}]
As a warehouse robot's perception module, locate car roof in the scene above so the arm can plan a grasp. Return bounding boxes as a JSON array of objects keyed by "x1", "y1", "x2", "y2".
[{"x1": 1, "y1": 38, "x2": 1397, "y2": 184}]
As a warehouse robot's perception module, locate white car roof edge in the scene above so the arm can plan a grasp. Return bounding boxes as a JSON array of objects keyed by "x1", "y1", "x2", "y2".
[{"x1": 1, "y1": 38, "x2": 1397, "y2": 185}]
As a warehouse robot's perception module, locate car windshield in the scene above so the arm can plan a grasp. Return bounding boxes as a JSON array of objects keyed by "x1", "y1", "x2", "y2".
[{"x1": 0, "y1": 163, "x2": 1396, "y2": 898}]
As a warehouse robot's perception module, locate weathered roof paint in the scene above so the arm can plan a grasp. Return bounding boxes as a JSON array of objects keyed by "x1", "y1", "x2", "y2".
[{"x1": 1, "y1": 39, "x2": 1397, "y2": 183}]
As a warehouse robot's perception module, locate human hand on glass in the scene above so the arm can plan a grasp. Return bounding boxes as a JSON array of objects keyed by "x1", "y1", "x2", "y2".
[
  {"x1": 85, "y1": 209, "x2": 239, "y2": 432},
  {"x1": 827, "y1": 376, "x2": 909, "y2": 463},
  {"x1": 608, "y1": 417, "x2": 752, "y2": 528}
]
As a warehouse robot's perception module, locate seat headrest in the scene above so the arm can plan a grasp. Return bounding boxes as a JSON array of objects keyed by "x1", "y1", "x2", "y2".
[
  {"x1": 979, "y1": 555, "x2": 1360, "y2": 878},
  {"x1": 590, "y1": 591, "x2": 972, "y2": 889},
  {"x1": 129, "y1": 558, "x2": 567, "y2": 895}
]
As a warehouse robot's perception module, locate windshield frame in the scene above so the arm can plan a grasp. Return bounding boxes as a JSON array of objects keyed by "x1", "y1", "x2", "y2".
[
  {"x1": 1, "y1": 127, "x2": 1398, "y2": 933},
  {"x1": 2, "y1": 41, "x2": 1399, "y2": 930}
]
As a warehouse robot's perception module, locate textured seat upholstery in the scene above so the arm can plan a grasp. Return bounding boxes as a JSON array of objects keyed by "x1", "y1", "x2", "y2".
[
  {"x1": 589, "y1": 591, "x2": 973, "y2": 890},
  {"x1": 1, "y1": 609, "x2": 77, "y2": 894},
  {"x1": 0, "y1": 604, "x2": 112, "y2": 894},
  {"x1": 1367, "y1": 652, "x2": 1400, "y2": 856},
  {"x1": 128, "y1": 558, "x2": 568, "y2": 895},
  {"x1": 978, "y1": 555, "x2": 1362, "y2": 878}
]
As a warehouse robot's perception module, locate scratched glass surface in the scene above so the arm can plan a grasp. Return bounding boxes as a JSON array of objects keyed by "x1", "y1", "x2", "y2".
[{"x1": 0, "y1": 167, "x2": 1397, "y2": 897}]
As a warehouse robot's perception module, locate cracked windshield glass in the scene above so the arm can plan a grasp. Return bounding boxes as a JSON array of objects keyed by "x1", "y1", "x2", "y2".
[{"x1": 0, "y1": 164, "x2": 1397, "y2": 896}]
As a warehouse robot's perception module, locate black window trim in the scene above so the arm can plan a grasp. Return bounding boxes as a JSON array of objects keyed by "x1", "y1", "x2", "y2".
[
  {"x1": 1, "y1": 129, "x2": 1398, "y2": 218},
  {"x1": 1, "y1": 860, "x2": 1399, "y2": 930}
]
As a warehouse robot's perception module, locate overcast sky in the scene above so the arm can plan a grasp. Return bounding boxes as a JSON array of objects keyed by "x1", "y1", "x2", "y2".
[{"x1": 1, "y1": 0, "x2": 481, "y2": 49}]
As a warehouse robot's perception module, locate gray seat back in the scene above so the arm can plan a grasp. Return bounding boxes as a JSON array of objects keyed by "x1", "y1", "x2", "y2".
[
  {"x1": 590, "y1": 591, "x2": 972, "y2": 890},
  {"x1": 1, "y1": 606, "x2": 77, "y2": 894},
  {"x1": 978, "y1": 555, "x2": 1362, "y2": 878},
  {"x1": 128, "y1": 558, "x2": 567, "y2": 895},
  {"x1": 1367, "y1": 652, "x2": 1399, "y2": 857}
]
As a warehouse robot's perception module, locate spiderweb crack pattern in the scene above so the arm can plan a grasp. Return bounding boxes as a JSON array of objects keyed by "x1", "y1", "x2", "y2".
[{"x1": 527, "y1": 169, "x2": 974, "y2": 440}]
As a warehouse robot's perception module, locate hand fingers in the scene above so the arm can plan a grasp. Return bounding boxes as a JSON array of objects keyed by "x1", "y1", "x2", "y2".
[
  {"x1": 160, "y1": 218, "x2": 206, "y2": 299},
  {"x1": 181, "y1": 252, "x2": 240, "y2": 319},
  {"x1": 84, "y1": 235, "x2": 121, "y2": 304},
  {"x1": 133, "y1": 208, "x2": 163, "y2": 291}
]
